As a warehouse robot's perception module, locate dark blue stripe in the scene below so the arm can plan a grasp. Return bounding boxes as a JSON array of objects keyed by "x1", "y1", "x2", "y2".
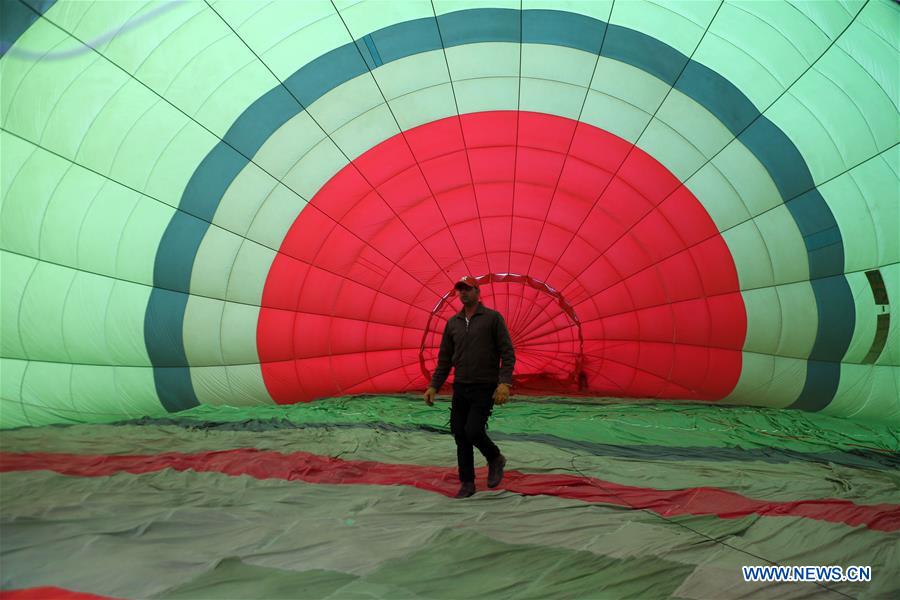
[
  {"x1": 1, "y1": 0, "x2": 57, "y2": 56},
  {"x1": 371, "y1": 17, "x2": 441, "y2": 63},
  {"x1": 439, "y1": 8, "x2": 520, "y2": 45},
  {"x1": 284, "y1": 43, "x2": 368, "y2": 107},
  {"x1": 783, "y1": 188, "x2": 846, "y2": 280},
  {"x1": 602, "y1": 23, "x2": 685, "y2": 86},
  {"x1": 522, "y1": 10, "x2": 605, "y2": 54},
  {"x1": 222, "y1": 86, "x2": 300, "y2": 160},
  {"x1": 144, "y1": 288, "x2": 197, "y2": 411},
  {"x1": 152, "y1": 366, "x2": 199, "y2": 412},
  {"x1": 354, "y1": 37, "x2": 377, "y2": 70},
  {"x1": 144, "y1": 288, "x2": 189, "y2": 368},
  {"x1": 791, "y1": 361, "x2": 843, "y2": 412},
  {"x1": 676, "y1": 60, "x2": 758, "y2": 135},
  {"x1": 153, "y1": 211, "x2": 208, "y2": 292},
  {"x1": 362, "y1": 35, "x2": 383, "y2": 67},
  {"x1": 739, "y1": 118, "x2": 817, "y2": 205},
  {"x1": 790, "y1": 276, "x2": 854, "y2": 410},
  {"x1": 809, "y1": 275, "x2": 856, "y2": 361},
  {"x1": 146, "y1": 8, "x2": 853, "y2": 412},
  {"x1": 180, "y1": 144, "x2": 254, "y2": 224}
]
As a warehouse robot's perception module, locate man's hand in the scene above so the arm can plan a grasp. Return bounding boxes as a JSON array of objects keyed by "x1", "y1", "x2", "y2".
[
  {"x1": 493, "y1": 383, "x2": 511, "y2": 405},
  {"x1": 424, "y1": 387, "x2": 437, "y2": 406}
]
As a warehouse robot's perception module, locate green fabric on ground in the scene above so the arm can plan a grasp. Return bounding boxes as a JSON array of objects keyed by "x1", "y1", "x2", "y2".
[
  {"x1": 3, "y1": 397, "x2": 898, "y2": 599},
  {"x1": 361, "y1": 527, "x2": 696, "y2": 599},
  {"x1": 2, "y1": 422, "x2": 899, "y2": 505},
  {"x1": 158, "y1": 558, "x2": 357, "y2": 600},
  {"x1": 159, "y1": 396, "x2": 900, "y2": 454},
  {"x1": 2, "y1": 469, "x2": 895, "y2": 599}
]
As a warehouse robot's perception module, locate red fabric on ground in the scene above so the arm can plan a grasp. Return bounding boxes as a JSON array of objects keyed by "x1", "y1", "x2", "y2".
[
  {"x1": 3, "y1": 450, "x2": 897, "y2": 532},
  {"x1": 0, "y1": 587, "x2": 119, "y2": 600}
]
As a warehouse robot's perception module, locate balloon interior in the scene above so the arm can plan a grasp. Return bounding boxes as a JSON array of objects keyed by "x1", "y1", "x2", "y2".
[{"x1": 1, "y1": 1, "x2": 898, "y2": 598}]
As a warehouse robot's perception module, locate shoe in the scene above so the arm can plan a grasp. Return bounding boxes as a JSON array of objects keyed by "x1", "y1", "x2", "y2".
[
  {"x1": 455, "y1": 481, "x2": 476, "y2": 498},
  {"x1": 487, "y1": 454, "x2": 506, "y2": 488}
]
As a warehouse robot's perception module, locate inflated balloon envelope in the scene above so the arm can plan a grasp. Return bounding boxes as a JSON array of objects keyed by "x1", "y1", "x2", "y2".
[{"x1": 1, "y1": 1, "x2": 898, "y2": 599}]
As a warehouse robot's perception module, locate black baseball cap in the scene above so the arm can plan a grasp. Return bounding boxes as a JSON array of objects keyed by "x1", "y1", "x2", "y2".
[{"x1": 454, "y1": 275, "x2": 479, "y2": 290}]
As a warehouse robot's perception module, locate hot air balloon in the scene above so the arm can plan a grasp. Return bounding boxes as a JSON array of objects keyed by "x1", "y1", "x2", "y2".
[{"x1": 1, "y1": 1, "x2": 898, "y2": 598}]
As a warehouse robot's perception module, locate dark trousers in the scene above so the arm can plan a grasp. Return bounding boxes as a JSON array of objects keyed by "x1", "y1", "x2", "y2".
[{"x1": 450, "y1": 382, "x2": 501, "y2": 483}]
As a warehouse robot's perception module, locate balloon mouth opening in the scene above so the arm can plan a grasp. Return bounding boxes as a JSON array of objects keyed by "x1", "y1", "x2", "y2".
[{"x1": 420, "y1": 273, "x2": 586, "y2": 392}]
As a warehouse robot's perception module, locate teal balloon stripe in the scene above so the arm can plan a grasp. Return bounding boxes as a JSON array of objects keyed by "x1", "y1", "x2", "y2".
[{"x1": 0, "y1": 0, "x2": 56, "y2": 57}]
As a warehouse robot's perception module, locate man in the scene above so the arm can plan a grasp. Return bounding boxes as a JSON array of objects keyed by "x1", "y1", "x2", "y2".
[{"x1": 424, "y1": 276, "x2": 516, "y2": 498}]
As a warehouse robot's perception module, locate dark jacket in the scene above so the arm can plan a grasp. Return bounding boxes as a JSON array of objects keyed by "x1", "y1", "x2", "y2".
[{"x1": 429, "y1": 302, "x2": 515, "y2": 389}]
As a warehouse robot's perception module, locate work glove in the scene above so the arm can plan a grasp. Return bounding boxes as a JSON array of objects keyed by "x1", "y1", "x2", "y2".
[
  {"x1": 424, "y1": 387, "x2": 437, "y2": 406},
  {"x1": 493, "y1": 383, "x2": 511, "y2": 405}
]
